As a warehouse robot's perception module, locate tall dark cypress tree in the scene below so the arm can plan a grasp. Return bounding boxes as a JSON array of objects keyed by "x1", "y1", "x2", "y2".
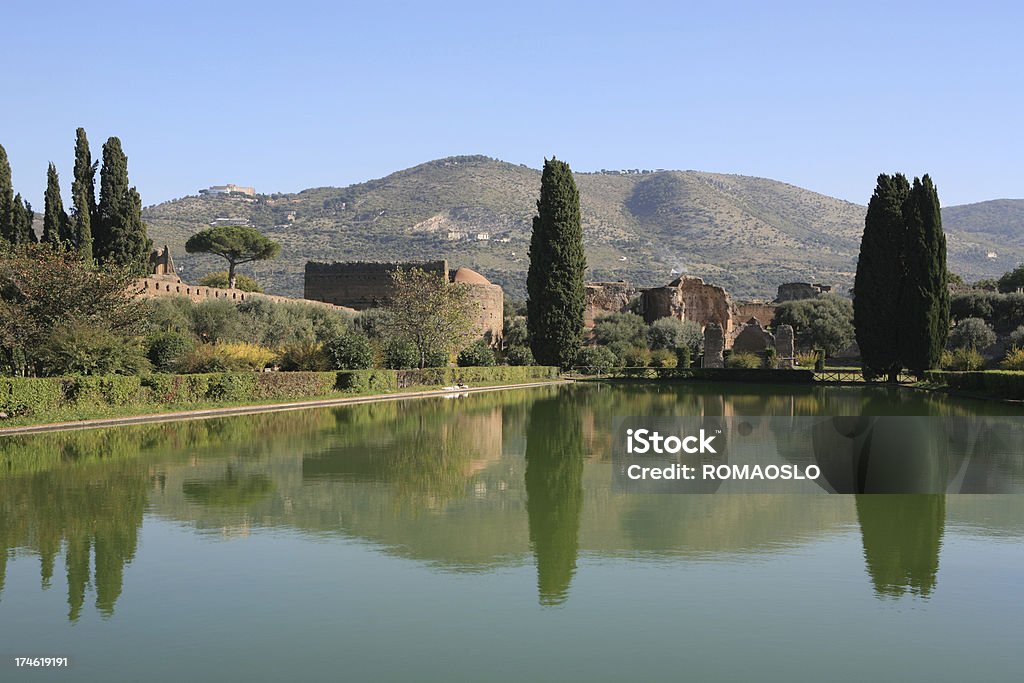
[
  {"x1": 898, "y1": 175, "x2": 949, "y2": 377},
  {"x1": 10, "y1": 194, "x2": 37, "y2": 244},
  {"x1": 71, "y1": 128, "x2": 97, "y2": 261},
  {"x1": 854, "y1": 173, "x2": 909, "y2": 381},
  {"x1": 0, "y1": 143, "x2": 13, "y2": 245},
  {"x1": 527, "y1": 158, "x2": 586, "y2": 367},
  {"x1": 43, "y1": 163, "x2": 70, "y2": 247},
  {"x1": 96, "y1": 137, "x2": 150, "y2": 272}
]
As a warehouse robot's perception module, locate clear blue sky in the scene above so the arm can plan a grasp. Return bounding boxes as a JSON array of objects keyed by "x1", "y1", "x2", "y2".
[{"x1": 1, "y1": 0, "x2": 1021, "y2": 208}]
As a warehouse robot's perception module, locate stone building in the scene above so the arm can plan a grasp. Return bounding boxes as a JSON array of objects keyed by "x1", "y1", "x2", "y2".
[
  {"x1": 304, "y1": 260, "x2": 504, "y2": 344},
  {"x1": 774, "y1": 282, "x2": 832, "y2": 302},
  {"x1": 640, "y1": 276, "x2": 736, "y2": 338}
]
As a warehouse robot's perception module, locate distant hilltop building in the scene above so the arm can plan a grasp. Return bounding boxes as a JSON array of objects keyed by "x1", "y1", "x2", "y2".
[
  {"x1": 304, "y1": 260, "x2": 503, "y2": 344},
  {"x1": 199, "y1": 184, "x2": 255, "y2": 196}
]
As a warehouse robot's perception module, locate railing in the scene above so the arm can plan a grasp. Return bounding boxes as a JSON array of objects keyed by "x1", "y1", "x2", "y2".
[{"x1": 812, "y1": 369, "x2": 916, "y2": 384}]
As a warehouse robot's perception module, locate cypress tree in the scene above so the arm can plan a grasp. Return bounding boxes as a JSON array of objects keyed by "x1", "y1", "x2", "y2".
[
  {"x1": 854, "y1": 173, "x2": 909, "y2": 381},
  {"x1": 96, "y1": 137, "x2": 150, "y2": 272},
  {"x1": 527, "y1": 158, "x2": 587, "y2": 367},
  {"x1": 0, "y1": 143, "x2": 13, "y2": 244},
  {"x1": 898, "y1": 175, "x2": 948, "y2": 377},
  {"x1": 11, "y1": 194, "x2": 37, "y2": 244},
  {"x1": 71, "y1": 128, "x2": 97, "y2": 261},
  {"x1": 43, "y1": 163, "x2": 70, "y2": 247}
]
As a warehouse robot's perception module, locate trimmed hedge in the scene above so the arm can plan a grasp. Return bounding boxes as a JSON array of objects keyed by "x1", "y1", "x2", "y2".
[
  {"x1": 0, "y1": 366, "x2": 562, "y2": 419},
  {"x1": 923, "y1": 370, "x2": 1024, "y2": 400}
]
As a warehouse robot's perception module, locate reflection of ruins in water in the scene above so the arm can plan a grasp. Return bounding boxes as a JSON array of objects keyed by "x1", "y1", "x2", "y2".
[{"x1": 1, "y1": 383, "x2": 1022, "y2": 617}]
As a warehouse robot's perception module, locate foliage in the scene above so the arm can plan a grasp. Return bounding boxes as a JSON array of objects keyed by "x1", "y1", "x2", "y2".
[
  {"x1": 673, "y1": 345, "x2": 691, "y2": 369},
  {"x1": 198, "y1": 271, "x2": 262, "y2": 292},
  {"x1": 188, "y1": 298, "x2": 243, "y2": 343},
  {"x1": 855, "y1": 173, "x2": 908, "y2": 379},
  {"x1": 648, "y1": 348, "x2": 676, "y2": 368},
  {"x1": 794, "y1": 350, "x2": 820, "y2": 367},
  {"x1": 772, "y1": 295, "x2": 854, "y2": 356},
  {"x1": 620, "y1": 346, "x2": 650, "y2": 367},
  {"x1": 997, "y1": 264, "x2": 1024, "y2": 293},
  {"x1": 185, "y1": 225, "x2": 280, "y2": 289},
  {"x1": 946, "y1": 317, "x2": 995, "y2": 351},
  {"x1": 95, "y1": 137, "x2": 150, "y2": 272},
  {"x1": 527, "y1": 157, "x2": 586, "y2": 367},
  {"x1": 457, "y1": 339, "x2": 496, "y2": 367},
  {"x1": 573, "y1": 346, "x2": 617, "y2": 374},
  {"x1": 177, "y1": 342, "x2": 275, "y2": 373},
  {"x1": 940, "y1": 348, "x2": 985, "y2": 371},
  {"x1": 0, "y1": 143, "x2": 12, "y2": 245},
  {"x1": 898, "y1": 175, "x2": 949, "y2": 377},
  {"x1": 592, "y1": 312, "x2": 647, "y2": 349},
  {"x1": 145, "y1": 331, "x2": 195, "y2": 372},
  {"x1": 503, "y1": 316, "x2": 529, "y2": 347},
  {"x1": 1000, "y1": 347, "x2": 1024, "y2": 371},
  {"x1": 726, "y1": 352, "x2": 762, "y2": 369},
  {"x1": 0, "y1": 244, "x2": 144, "y2": 376},
  {"x1": 923, "y1": 370, "x2": 1024, "y2": 400},
  {"x1": 325, "y1": 332, "x2": 374, "y2": 370},
  {"x1": 144, "y1": 297, "x2": 193, "y2": 335},
  {"x1": 1007, "y1": 325, "x2": 1024, "y2": 350},
  {"x1": 277, "y1": 341, "x2": 329, "y2": 371},
  {"x1": 71, "y1": 127, "x2": 96, "y2": 261},
  {"x1": 379, "y1": 267, "x2": 478, "y2": 368},
  {"x1": 383, "y1": 338, "x2": 419, "y2": 369},
  {"x1": 42, "y1": 163, "x2": 70, "y2": 247},
  {"x1": 647, "y1": 317, "x2": 702, "y2": 354},
  {"x1": 504, "y1": 345, "x2": 535, "y2": 366},
  {"x1": 38, "y1": 321, "x2": 151, "y2": 376}
]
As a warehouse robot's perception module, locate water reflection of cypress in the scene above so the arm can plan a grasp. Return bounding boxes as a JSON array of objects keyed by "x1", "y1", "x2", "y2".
[
  {"x1": 525, "y1": 398, "x2": 584, "y2": 606},
  {"x1": 0, "y1": 463, "x2": 146, "y2": 621},
  {"x1": 856, "y1": 494, "x2": 945, "y2": 598}
]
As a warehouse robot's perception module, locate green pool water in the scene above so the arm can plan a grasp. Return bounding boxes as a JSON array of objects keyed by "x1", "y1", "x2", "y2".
[{"x1": 1, "y1": 383, "x2": 1022, "y2": 682}]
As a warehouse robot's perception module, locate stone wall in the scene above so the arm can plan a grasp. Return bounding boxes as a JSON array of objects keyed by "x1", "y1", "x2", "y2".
[
  {"x1": 641, "y1": 276, "x2": 734, "y2": 337},
  {"x1": 304, "y1": 260, "x2": 449, "y2": 309},
  {"x1": 735, "y1": 302, "x2": 776, "y2": 328},
  {"x1": 137, "y1": 275, "x2": 354, "y2": 313},
  {"x1": 775, "y1": 282, "x2": 832, "y2": 302},
  {"x1": 585, "y1": 281, "x2": 638, "y2": 328}
]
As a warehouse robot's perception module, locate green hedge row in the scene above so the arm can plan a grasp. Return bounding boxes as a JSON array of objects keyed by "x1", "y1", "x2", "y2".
[
  {"x1": 923, "y1": 370, "x2": 1024, "y2": 400},
  {"x1": 1, "y1": 366, "x2": 562, "y2": 418},
  {"x1": 339, "y1": 365, "x2": 560, "y2": 392}
]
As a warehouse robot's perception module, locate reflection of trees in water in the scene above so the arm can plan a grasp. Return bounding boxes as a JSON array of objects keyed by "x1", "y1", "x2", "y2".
[
  {"x1": 183, "y1": 465, "x2": 274, "y2": 508},
  {"x1": 0, "y1": 462, "x2": 147, "y2": 621},
  {"x1": 525, "y1": 398, "x2": 584, "y2": 606},
  {"x1": 856, "y1": 495, "x2": 945, "y2": 598}
]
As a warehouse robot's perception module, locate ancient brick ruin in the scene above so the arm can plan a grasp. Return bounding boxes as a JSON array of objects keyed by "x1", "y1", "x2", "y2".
[
  {"x1": 304, "y1": 260, "x2": 504, "y2": 343},
  {"x1": 584, "y1": 281, "x2": 638, "y2": 328}
]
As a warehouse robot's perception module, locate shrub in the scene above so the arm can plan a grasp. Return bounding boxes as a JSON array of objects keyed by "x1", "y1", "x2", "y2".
[
  {"x1": 39, "y1": 321, "x2": 151, "y2": 376},
  {"x1": 648, "y1": 318, "x2": 702, "y2": 353},
  {"x1": 947, "y1": 317, "x2": 996, "y2": 351},
  {"x1": 648, "y1": 348, "x2": 677, "y2": 368},
  {"x1": 0, "y1": 377, "x2": 67, "y2": 416},
  {"x1": 251, "y1": 371, "x2": 339, "y2": 399},
  {"x1": 621, "y1": 346, "x2": 651, "y2": 367},
  {"x1": 1000, "y1": 347, "x2": 1024, "y2": 371},
  {"x1": 941, "y1": 348, "x2": 986, "y2": 371},
  {"x1": 457, "y1": 340, "x2": 496, "y2": 367},
  {"x1": 764, "y1": 347, "x2": 777, "y2": 369},
  {"x1": 216, "y1": 342, "x2": 277, "y2": 371},
  {"x1": 574, "y1": 346, "x2": 617, "y2": 374},
  {"x1": 144, "y1": 297, "x2": 193, "y2": 335},
  {"x1": 772, "y1": 295, "x2": 854, "y2": 356},
  {"x1": 278, "y1": 341, "x2": 329, "y2": 371},
  {"x1": 206, "y1": 373, "x2": 258, "y2": 401},
  {"x1": 189, "y1": 299, "x2": 243, "y2": 343},
  {"x1": 198, "y1": 271, "x2": 263, "y2": 292},
  {"x1": 794, "y1": 350, "x2": 818, "y2": 367},
  {"x1": 324, "y1": 332, "x2": 374, "y2": 370},
  {"x1": 146, "y1": 331, "x2": 196, "y2": 372},
  {"x1": 336, "y1": 369, "x2": 400, "y2": 393},
  {"x1": 592, "y1": 312, "x2": 648, "y2": 348},
  {"x1": 674, "y1": 346, "x2": 692, "y2": 369},
  {"x1": 383, "y1": 339, "x2": 419, "y2": 369},
  {"x1": 726, "y1": 352, "x2": 762, "y2": 369},
  {"x1": 1007, "y1": 326, "x2": 1024, "y2": 350},
  {"x1": 504, "y1": 345, "x2": 535, "y2": 366},
  {"x1": 503, "y1": 317, "x2": 529, "y2": 347}
]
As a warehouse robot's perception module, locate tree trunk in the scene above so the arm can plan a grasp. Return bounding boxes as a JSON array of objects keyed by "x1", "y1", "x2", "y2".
[{"x1": 228, "y1": 261, "x2": 237, "y2": 290}]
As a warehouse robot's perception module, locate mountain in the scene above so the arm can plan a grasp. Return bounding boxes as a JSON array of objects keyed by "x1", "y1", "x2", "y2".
[{"x1": 142, "y1": 156, "x2": 1024, "y2": 301}]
